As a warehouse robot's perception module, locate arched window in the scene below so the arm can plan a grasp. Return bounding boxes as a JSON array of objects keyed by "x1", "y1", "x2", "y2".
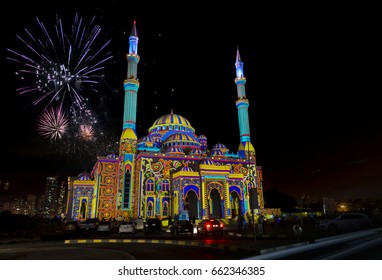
[
  {"x1": 162, "y1": 202, "x2": 168, "y2": 217},
  {"x1": 146, "y1": 179, "x2": 154, "y2": 192},
  {"x1": 162, "y1": 180, "x2": 169, "y2": 192},
  {"x1": 147, "y1": 202, "x2": 153, "y2": 217}
]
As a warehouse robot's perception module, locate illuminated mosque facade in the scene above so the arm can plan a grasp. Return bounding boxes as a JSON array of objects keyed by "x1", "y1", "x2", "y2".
[{"x1": 65, "y1": 21, "x2": 264, "y2": 222}]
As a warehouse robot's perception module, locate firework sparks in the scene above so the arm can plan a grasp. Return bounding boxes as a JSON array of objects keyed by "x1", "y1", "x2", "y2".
[
  {"x1": 37, "y1": 105, "x2": 69, "y2": 141},
  {"x1": 7, "y1": 12, "x2": 113, "y2": 114},
  {"x1": 49, "y1": 130, "x2": 120, "y2": 160},
  {"x1": 78, "y1": 124, "x2": 95, "y2": 141}
]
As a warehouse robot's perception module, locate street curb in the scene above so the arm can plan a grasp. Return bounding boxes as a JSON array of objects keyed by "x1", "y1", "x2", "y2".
[{"x1": 64, "y1": 238, "x2": 260, "y2": 253}]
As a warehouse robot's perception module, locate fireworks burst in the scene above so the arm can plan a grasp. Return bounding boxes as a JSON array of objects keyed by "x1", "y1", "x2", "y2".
[
  {"x1": 8, "y1": 12, "x2": 117, "y2": 158},
  {"x1": 78, "y1": 124, "x2": 95, "y2": 141},
  {"x1": 7, "y1": 12, "x2": 113, "y2": 118},
  {"x1": 36, "y1": 105, "x2": 69, "y2": 140}
]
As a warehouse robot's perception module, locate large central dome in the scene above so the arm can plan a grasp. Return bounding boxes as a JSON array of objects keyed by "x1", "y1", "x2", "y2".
[
  {"x1": 137, "y1": 111, "x2": 203, "y2": 151},
  {"x1": 148, "y1": 112, "x2": 195, "y2": 134}
]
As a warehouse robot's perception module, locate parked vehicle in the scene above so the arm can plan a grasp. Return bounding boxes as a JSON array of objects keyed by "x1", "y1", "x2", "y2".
[
  {"x1": 109, "y1": 220, "x2": 119, "y2": 233},
  {"x1": 63, "y1": 220, "x2": 81, "y2": 236},
  {"x1": 197, "y1": 219, "x2": 224, "y2": 235},
  {"x1": 134, "y1": 218, "x2": 144, "y2": 231},
  {"x1": 143, "y1": 218, "x2": 162, "y2": 234},
  {"x1": 96, "y1": 221, "x2": 111, "y2": 234},
  {"x1": 119, "y1": 221, "x2": 136, "y2": 234},
  {"x1": 170, "y1": 220, "x2": 194, "y2": 236},
  {"x1": 79, "y1": 218, "x2": 98, "y2": 233},
  {"x1": 318, "y1": 213, "x2": 371, "y2": 231}
]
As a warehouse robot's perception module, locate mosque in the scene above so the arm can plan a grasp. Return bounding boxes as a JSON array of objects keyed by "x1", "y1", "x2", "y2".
[{"x1": 65, "y1": 21, "x2": 264, "y2": 223}]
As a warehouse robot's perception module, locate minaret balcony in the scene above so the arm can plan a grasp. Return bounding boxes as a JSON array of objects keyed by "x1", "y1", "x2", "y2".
[
  {"x1": 126, "y1": 53, "x2": 140, "y2": 63},
  {"x1": 236, "y1": 98, "x2": 249, "y2": 107},
  {"x1": 124, "y1": 78, "x2": 140, "y2": 91},
  {"x1": 234, "y1": 77, "x2": 247, "y2": 84}
]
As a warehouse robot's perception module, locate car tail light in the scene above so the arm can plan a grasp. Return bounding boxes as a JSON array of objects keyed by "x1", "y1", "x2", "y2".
[
  {"x1": 219, "y1": 223, "x2": 224, "y2": 228},
  {"x1": 206, "y1": 223, "x2": 211, "y2": 228}
]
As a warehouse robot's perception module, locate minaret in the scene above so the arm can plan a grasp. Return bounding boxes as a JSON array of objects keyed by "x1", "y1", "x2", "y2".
[
  {"x1": 118, "y1": 20, "x2": 140, "y2": 213},
  {"x1": 123, "y1": 19, "x2": 140, "y2": 133},
  {"x1": 235, "y1": 47, "x2": 255, "y2": 158}
]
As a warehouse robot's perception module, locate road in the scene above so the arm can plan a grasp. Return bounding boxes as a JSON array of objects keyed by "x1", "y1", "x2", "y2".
[
  {"x1": 2, "y1": 227, "x2": 381, "y2": 260},
  {"x1": 0, "y1": 239, "x2": 258, "y2": 260},
  {"x1": 244, "y1": 227, "x2": 382, "y2": 260},
  {"x1": 0, "y1": 229, "x2": 302, "y2": 260}
]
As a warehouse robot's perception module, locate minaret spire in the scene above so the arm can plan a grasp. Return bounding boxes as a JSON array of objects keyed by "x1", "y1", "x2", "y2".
[
  {"x1": 130, "y1": 19, "x2": 138, "y2": 37},
  {"x1": 234, "y1": 47, "x2": 255, "y2": 158},
  {"x1": 118, "y1": 19, "x2": 140, "y2": 213}
]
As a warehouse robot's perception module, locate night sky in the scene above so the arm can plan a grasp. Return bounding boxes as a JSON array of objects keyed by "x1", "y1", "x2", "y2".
[{"x1": 0, "y1": 1, "x2": 380, "y2": 202}]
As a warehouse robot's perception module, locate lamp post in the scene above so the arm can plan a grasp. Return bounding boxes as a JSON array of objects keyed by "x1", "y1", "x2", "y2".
[{"x1": 299, "y1": 193, "x2": 309, "y2": 228}]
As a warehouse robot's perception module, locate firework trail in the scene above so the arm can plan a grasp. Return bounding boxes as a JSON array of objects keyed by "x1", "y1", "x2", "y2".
[{"x1": 7, "y1": 12, "x2": 113, "y2": 121}]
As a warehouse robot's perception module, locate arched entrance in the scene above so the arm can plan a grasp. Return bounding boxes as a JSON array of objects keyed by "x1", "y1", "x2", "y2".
[
  {"x1": 184, "y1": 190, "x2": 198, "y2": 219},
  {"x1": 230, "y1": 191, "x2": 240, "y2": 218},
  {"x1": 209, "y1": 189, "x2": 222, "y2": 218}
]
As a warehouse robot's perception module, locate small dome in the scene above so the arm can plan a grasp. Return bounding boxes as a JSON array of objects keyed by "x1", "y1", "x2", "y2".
[
  {"x1": 210, "y1": 149, "x2": 225, "y2": 156},
  {"x1": 138, "y1": 135, "x2": 154, "y2": 143},
  {"x1": 167, "y1": 146, "x2": 184, "y2": 154},
  {"x1": 106, "y1": 153, "x2": 118, "y2": 159},
  {"x1": 162, "y1": 133, "x2": 201, "y2": 148},
  {"x1": 212, "y1": 143, "x2": 227, "y2": 151},
  {"x1": 137, "y1": 135, "x2": 156, "y2": 149},
  {"x1": 180, "y1": 165, "x2": 194, "y2": 172},
  {"x1": 190, "y1": 149, "x2": 202, "y2": 155},
  {"x1": 78, "y1": 172, "x2": 91, "y2": 181},
  {"x1": 202, "y1": 159, "x2": 214, "y2": 165},
  {"x1": 198, "y1": 134, "x2": 207, "y2": 140},
  {"x1": 149, "y1": 132, "x2": 162, "y2": 142}
]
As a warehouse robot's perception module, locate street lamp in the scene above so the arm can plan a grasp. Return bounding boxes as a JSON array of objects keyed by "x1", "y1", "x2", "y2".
[{"x1": 299, "y1": 193, "x2": 309, "y2": 228}]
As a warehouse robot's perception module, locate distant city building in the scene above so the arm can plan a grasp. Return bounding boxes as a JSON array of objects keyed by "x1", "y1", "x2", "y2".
[
  {"x1": 42, "y1": 176, "x2": 67, "y2": 218},
  {"x1": 36, "y1": 194, "x2": 45, "y2": 216},
  {"x1": 44, "y1": 176, "x2": 58, "y2": 218},
  {"x1": 57, "y1": 180, "x2": 67, "y2": 217},
  {"x1": 11, "y1": 197, "x2": 24, "y2": 215},
  {"x1": 25, "y1": 194, "x2": 37, "y2": 216}
]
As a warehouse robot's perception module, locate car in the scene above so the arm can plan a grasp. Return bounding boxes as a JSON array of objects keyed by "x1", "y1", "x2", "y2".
[
  {"x1": 170, "y1": 220, "x2": 194, "y2": 236},
  {"x1": 143, "y1": 218, "x2": 162, "y2": 234},
  {"x1": 134, "y1": 218, "x2": 145, "y2": 231},
  {"x1": 119, "y1": 221, "x2": 136, "y2": 234},
  {"x1": 318, "y1": 213, "x2": 371, "y2": 231},
  {"x1": 197, "y1": 219, "x2": 224, "y2": 235},
  {"x1": 63, "y1": 220, "x2": 81, "y2": 236},
  {"x1": 79, "y1": 218, "x2": 99, "y2": 233},
  {"x1": 96, "y1": 221, "x2": 111, "y2": 234},
  {"x1": 109, "y1": 220, "x2": 120, "y2": 233}
]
